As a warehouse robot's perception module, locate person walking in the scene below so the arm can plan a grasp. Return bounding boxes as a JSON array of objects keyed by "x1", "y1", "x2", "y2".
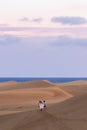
[
  {"x1": 38, "y1": 101, "x2": 44, "y2": 111},
  {"x1": 43, "y1": 100, "x2": 46, "y2": 108}
]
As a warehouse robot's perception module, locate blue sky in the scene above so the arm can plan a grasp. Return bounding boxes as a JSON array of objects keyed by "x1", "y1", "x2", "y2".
[{"x1": 0, "y1": 0, "x2": 87, "y2": 77}]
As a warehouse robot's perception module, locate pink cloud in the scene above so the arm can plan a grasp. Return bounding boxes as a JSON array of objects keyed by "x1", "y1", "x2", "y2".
[{"x1": 0, "y1": 26, "x2": 87, "y2": 38}]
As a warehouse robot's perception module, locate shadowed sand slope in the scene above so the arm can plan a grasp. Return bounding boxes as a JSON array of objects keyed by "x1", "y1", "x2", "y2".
[
  {"x1": 48, "y1": 93, "x2": 87, "y2": 130},
  {"x1": 0, "y1": 93, "x2": 87, "y2": 130},
  {"x1": 57, "y1": 80, "x2": 87, "y2": 95}
]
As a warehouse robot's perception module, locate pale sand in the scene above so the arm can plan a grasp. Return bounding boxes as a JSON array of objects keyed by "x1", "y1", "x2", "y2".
[{"x1": 0, "y1": 80, "x2": 87, "y2": 130}]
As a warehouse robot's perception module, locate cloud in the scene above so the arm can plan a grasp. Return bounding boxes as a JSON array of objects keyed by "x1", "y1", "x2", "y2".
[
  {"x1": 51, "y1": 16, "x2": 87, "y2": 25},
  {"x1": 1, "y1": 26, "x2": 87, "y2": 39},
  {"x1": 0, "y1": 26, "x2": 59, "y2": 32},
  {"x1": 19, "y1": 17, "x2": 43, "y2": 23},
  {"x1": 0, "y1": 27, "x2": 32, "y2": 31},
  {"x1": 0, "y1": 24, "x2": 9, "y2": 27},
  {"x1": 32, "y1": 18, "x2": 43, "y2": 22},
  {"x1": 0, "y1": 35, "x2": 21, "y2": 45},
  {"x1": 49, "y1": 36, "x2": 87, "y2": 47},
  {"x1": 0, "y1": 34, "x2": 87, "y2": 48},
  {"x1": 19, "y1": 17, "x2": 29, "y2": 22}
]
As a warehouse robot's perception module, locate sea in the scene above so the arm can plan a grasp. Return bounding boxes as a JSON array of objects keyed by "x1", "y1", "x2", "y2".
[{"x1": 0, "y1": 77, "x2": 87, "y2": 83}]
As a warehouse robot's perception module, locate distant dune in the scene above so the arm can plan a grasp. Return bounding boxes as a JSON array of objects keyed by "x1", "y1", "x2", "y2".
[
  {"x1": 0, "y1": 80, "x2": 54, "y2": 91},
  {"x1": 57, "y1": 80, "x2": 87, "y2": 95},
  {"x1": 0, "y1": 80, "x2": 87, "y2": 130}
]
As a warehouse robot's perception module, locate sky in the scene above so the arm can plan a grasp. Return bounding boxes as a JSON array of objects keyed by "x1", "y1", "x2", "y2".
[{"x1": 0, "y1": 0, "x2": 87, "y2": 77}]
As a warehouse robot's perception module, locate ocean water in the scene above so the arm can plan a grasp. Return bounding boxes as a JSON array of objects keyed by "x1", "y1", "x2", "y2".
[{"x1": 0, "y1": 77, "x2": 87, "y2": 83}]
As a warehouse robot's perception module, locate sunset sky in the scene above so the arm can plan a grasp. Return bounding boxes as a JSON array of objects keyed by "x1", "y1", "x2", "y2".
[{"x1": 0, "y1": 0, "x2": 87, "y2": 77}]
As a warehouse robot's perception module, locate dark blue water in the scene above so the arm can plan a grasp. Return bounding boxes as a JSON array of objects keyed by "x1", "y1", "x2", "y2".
[{"x1": 0, "y1": 77, "x2": 87, "y2": 83}]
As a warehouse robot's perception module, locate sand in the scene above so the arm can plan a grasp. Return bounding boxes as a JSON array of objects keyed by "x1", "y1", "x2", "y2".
[
  {"x1": 0, "y1": 80, "x2": 87, "y2": 130},
  {"x1": 57, "y1": 80, "x2": 87, "y2": 95}
]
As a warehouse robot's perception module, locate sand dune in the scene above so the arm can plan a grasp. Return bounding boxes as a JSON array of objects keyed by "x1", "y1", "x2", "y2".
[
  {"x1": 0, "y1": 80, "x2": 71, "y2": 115},
  {"x1": 0, "y1": 80, "x2": 54, "y2": 91},
  {"x1": 0, "y1": 80, "x2": 72, "y2": 129},
  {"x1": 0, "y1": 92, "x2": 87, "y2": 130},
  {"x1": 57, "y1": 80, "x2": 87, "y2": 95},
  {"x1": 0, "y1": 80, "x2": 87, "y2": 130}
]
